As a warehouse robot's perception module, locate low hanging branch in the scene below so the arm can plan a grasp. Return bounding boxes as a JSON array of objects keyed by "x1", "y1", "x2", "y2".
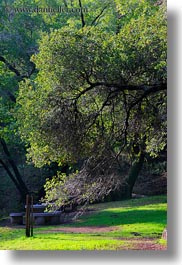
[{"x1": 43, "y1": 150, "x2": 125, "y2": 215}]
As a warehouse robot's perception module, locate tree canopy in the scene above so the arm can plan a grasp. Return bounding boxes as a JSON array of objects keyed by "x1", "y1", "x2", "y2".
[
  {"x1": 0, "y1": 0, "x2": 167, "y2": 206},
  {"x1": 17, "y1": 1, "x2": 166, "y2": 159}
]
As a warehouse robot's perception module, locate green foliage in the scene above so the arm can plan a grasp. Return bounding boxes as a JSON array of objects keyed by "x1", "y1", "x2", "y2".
[
  {"x1": 16, "y1": 1, "x2": 167, "y2": 167},
  {"x1": 144, "y1": 161, "x2": 167, "y2": 175},
  {"x1": 43, "y1": 173, "x2": 69, "y2": 210},
  {"x1": 0, "y1": 68, "x2": 22, "y2": 148},
  {"x1": 0, "y1": 0, "x2": 167, "y2": 206}
]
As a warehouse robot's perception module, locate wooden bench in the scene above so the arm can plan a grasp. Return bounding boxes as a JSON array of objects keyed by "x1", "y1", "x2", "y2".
[
  {"x1": 10, "y1": 211, "x2": 62, "y2": 226},
  {"x1": 10, "y1": 213, "x2": 24, "y2": 225},
  {"x1": 25, "y1": 204, "x2": 47, "y2": 213},
  {"x1": 33, "y1": 211, "x2": 62, "y2": 225}
]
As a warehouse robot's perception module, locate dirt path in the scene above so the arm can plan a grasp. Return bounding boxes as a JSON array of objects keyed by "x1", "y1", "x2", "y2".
[
  {"x1": 39, "y1": 226, "x2": 167, "y2": 250},
  {"x1": 131, "y1": 241, "x2": 167, "y2": 250},
  {"x1": 40, "y1": 226, "x2": 118, "y2": 233},
  {"x1": 121, "y1": 238, "x2": 167, "y2": 250}
]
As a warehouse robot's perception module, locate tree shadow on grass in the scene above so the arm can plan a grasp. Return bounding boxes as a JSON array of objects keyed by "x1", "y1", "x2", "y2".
[
  {"x1": 92, "y1": 195, "x2": 167, "y2": 210},
  {"x1": 77, "y1": 208, "x2": 167, "y2": 227}
]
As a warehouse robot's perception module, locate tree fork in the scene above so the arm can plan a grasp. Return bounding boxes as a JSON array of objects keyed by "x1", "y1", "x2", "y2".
[
  {"x1": 0, "y1": 159, "x2": 21, "y2": 191},
  {"x1": 0, "y1": 158, "x2": 27, "y2": 201},
  {"x1": 0, "y1": 138, "x2": 29, "y2": 195}
]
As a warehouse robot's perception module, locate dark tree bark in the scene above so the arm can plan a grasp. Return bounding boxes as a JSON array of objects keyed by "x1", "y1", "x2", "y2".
[
  {"x1": 0, "y1": 55, "x2": 36, "y2": 79},
  {"x1": 0, "y1": 138, "x2": 29, "y2": 201},
  {"x1": 78, "y1": 0, "x2": 85, "y2": 27},
  {"x1": 0, "y1": 56, "x2": 21, "y2": 77},
  {"x1": 90, "y1": 6, "x2": 107, "y2": 26},
  {"x1": 0, "y1": 158, "x2": 20, "y2": 191},
  {"x1": 125, "y1": 151, "x2": 145, "y2": 198}
]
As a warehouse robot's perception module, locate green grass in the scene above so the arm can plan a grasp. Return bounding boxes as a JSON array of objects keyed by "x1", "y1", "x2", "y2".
[
  {"x1": 0, "y1": 195, "x2": 167, "y2": 250},
  {"x1": 0, "y1": 229, "x2": 126, "y2": 250}
]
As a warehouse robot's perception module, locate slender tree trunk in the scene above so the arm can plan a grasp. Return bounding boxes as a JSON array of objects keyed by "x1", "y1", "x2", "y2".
[
  {"x1": 0, "y1": 138, "x2": 29, "y2": 201},
  {"x1": 0, "y1": 158, "x2": 28, "y2": 202},
  {"x1": 125, "y1": 152, "x2": 145, "y2": 198},
  {"x1": 78, "y1": 0, "x2": 86, "y2": 27},
  {"x1": 0, "y1": 159, "x2": 20, "y2": 191}
]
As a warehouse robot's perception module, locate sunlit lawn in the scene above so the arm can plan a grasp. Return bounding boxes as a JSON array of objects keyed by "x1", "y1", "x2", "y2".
[{"x1": 0, "y1": 195, "x2": 167, "y2": 250}]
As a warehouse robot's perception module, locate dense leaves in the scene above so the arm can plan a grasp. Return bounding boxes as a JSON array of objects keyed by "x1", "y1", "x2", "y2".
[
  {"x1": 0, "y1": 0, "x2": 167, "y2": 206},
  {"x1": 17, "y1": 2, "x2": 167, "y2": 166}
]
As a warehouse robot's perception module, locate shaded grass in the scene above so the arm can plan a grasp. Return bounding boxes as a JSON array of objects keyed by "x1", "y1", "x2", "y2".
[
  {"x1": 68, "y1": 195, "x2": 167, "y2": 238},
  {"x1": 88, "y1": 195, "x2": 167, "y2": 210},
  {"x1": 0, "y1": 195, "x2": 167, "y2": 250}
]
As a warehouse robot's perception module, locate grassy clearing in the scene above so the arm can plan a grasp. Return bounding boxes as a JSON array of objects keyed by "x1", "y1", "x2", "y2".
[
  {"x1": 0, "y1": 229, "x2": 126, "y2": 250},
  {"x1": 0, "y1": 195, "x2": 167, "y2": 250}
]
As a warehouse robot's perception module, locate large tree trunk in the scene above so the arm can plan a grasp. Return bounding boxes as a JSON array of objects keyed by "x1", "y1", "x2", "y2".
[{"x1": 125, "y1": 152, "x2": 145, "y2": 199}]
